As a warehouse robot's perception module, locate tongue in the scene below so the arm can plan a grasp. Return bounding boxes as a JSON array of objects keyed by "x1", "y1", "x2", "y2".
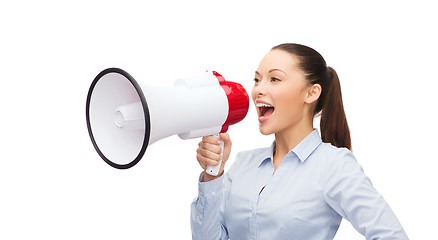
[{"x1": 262, "y1": 107, "x2": 274, "y2": 118}]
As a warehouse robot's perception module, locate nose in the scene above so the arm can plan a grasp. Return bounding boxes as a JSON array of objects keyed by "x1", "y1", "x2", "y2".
[{"x1": 252, "y1": 80, "x2": 267, "y2": 98}]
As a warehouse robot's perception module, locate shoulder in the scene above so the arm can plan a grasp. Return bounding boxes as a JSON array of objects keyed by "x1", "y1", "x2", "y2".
[
  {"x1": 315, "y1": 143, "x2": 368, "y2": 185},
  {"x1": 312, "y1": 142, "x2": 362, "y2": 177},
  {"x1": 315, "y1": 142, "x2": 356, "y2": 164},
  {"x1": 231, "y1": 146, "x2": 271, "y2": 169},
  {"x1": 237, "y1": 146, "x2": 271, "y2": 159}
]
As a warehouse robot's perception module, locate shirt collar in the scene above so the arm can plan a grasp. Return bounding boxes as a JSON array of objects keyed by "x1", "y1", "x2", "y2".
[
  {"x1": 257, "y1": 129, "x2": 322, "y2": 167},
  {"x1": 256, "y1": 142, "x2": 275, "y2": 167},
  {"x1": 292, "y1": 129, "x2": 322, "y2": 163}
]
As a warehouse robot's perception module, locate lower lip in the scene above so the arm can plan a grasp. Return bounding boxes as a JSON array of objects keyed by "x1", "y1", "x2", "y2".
[{"x1": 258, "y1": 114, "x2": 272, "y2": 123}]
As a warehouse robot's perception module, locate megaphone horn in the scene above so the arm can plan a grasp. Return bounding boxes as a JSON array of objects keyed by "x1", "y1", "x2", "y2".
[{"x1": 86, "y1": 68, "x2": 249, "y2": 175}]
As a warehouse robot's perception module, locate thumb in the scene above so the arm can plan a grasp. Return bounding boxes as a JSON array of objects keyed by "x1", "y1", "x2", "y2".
[{"x1": 219, "y1": 133, "x2": 232, "y2": 163}]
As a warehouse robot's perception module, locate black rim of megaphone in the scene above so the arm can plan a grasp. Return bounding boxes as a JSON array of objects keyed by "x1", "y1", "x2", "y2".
[{"x1": 86, "y1": 68, "x2": 151, "y2": 169}]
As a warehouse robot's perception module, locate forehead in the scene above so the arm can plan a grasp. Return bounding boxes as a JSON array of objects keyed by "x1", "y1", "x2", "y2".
[{"x1": 257, "y1": 49, "x2": 301, "y2": 73}]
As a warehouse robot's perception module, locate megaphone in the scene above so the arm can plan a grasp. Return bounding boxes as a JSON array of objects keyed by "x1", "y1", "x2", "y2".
[{"x1": 86, "y1": 68, "x2": 249, "y2": 175}]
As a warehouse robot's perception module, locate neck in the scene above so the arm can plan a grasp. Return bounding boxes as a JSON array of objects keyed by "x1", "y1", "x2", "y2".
[{"x1": 274, "y1": 120, "x2": 314, "y2": 163}]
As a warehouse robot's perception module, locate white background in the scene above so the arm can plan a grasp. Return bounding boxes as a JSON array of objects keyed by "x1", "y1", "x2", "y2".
[{"x1": 1, "y1": 0, "x2": 436, "y2": 239}]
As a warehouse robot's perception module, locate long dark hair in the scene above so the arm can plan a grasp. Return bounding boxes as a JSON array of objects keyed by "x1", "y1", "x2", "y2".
[{"x1": 272, "y1": 43, "x2": 351, "y2": 150}]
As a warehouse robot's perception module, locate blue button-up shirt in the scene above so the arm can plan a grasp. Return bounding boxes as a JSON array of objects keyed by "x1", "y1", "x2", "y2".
[{"x1": 191, "y1": 130, "x2": 408, "y2": 239}]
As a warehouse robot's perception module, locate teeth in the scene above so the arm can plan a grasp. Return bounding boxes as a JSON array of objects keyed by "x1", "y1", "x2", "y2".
[{"x1": 256, "y1": 103, "x2": 274, "y2": 108}]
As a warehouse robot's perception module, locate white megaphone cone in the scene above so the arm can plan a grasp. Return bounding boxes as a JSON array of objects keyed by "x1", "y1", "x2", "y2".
[{"x1": 86, "y1": 68, "x2": 249, "y2": 175}]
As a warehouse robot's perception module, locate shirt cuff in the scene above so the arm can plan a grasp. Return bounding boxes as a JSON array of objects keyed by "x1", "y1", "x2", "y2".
[{"x1": 198, "y1": 171, "x2": 224, "y2": 199}]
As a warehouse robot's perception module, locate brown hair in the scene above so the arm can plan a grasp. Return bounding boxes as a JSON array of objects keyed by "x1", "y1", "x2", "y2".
[{"x1": 272, "y1": 43, "x2": 351, "y2": 150}]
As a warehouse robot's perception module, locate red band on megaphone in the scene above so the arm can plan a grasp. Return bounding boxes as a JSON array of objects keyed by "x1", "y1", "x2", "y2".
[{"x1": 213, "y1": 71, "x2": 250, "y2": 133}]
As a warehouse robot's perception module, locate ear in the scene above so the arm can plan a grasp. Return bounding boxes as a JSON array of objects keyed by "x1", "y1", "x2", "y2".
[{"x1": 305, "y1": 84, "x2": 321, "y2": 104}]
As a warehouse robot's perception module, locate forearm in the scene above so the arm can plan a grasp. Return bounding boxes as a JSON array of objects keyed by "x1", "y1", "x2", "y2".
[{"x1": 191, "y1": 172, "x2": 228, "y2": 240}]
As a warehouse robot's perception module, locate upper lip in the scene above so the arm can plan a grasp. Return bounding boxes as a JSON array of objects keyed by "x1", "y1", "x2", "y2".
[{"x1": 255, "y1": 100, "x2": 274, "y2": 107}]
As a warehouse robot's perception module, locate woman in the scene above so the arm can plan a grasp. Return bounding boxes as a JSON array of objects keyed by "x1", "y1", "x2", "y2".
[{"x1": 191, "y1": 43, "x2": 408, "y2": 239}]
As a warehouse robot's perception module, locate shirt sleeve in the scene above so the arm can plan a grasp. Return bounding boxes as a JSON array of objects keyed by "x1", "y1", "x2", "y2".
[
  {"x1": 322, "y1": 149, "x2": 409, "y2": 240},
  {"x1": 191, "y1": 164, "x2": 235, "y2": 240}
]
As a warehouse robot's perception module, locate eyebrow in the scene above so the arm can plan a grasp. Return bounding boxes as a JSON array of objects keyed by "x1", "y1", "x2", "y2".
[
  {"x1": 269, "y1": 69, "x2": 287, "y2": 75},
  {"x1": 255, "y1": 69, "x2": 287, "y2": 76}
]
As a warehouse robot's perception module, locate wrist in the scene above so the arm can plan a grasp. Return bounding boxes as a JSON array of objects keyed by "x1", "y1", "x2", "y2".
[{"x1": 201, "y1": 170, "x2": 224, "y2": 182}]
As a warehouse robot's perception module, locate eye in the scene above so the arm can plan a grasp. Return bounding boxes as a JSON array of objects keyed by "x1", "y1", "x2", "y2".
[
  {"x1": 271, "y1": 77, "x2": 281, "y2": 82},
  {"x1": 254, "y1": 77, "x2": 261, "y2": 83}
]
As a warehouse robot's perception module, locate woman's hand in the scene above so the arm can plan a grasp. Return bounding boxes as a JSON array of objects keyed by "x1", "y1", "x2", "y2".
[{"x1": 196, "y1": 133, "x2": 232, "y2": 182}]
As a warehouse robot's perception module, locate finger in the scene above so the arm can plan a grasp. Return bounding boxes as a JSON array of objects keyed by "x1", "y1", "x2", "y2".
[
  {"x1": 199, "y1": 142, "x2": 222, "y2": 154},
  {"x1": 202, "y1": 135, "x2": 222, "y2": 145},
  {"x1": 197, "y1": 147, "x2": 221, "y2": 161},
  {"x1": 197, "y1": 152, "x2": 221, "y2": 166},
  {"x1": 196, "y1": 154, "x2": 207, "y2": 169},
  {"x1": 219, "y1": 133, "x2": 232, "y2": 148},
  {"x1": 218, "y1": 133, "x2": 232, "y2": 162},
  {"x1": 219, "y1": 132, "x2": 230, "y2": 142}
]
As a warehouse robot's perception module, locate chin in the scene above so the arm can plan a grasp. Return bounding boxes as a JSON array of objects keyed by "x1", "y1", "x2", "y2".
[{"x1": 259, "y1": 125, "x2": 275, "y2": 136}]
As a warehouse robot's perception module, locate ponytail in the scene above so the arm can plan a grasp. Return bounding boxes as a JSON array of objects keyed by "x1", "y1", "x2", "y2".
[
  {"x1": 320, "y1": 67, "x2": 351, "y2": 150},
  {"x1": 272, "y1": 43, "x2": 352, "y2": 150}
]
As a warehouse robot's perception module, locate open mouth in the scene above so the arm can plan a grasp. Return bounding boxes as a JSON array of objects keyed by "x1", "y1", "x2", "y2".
[{"x1": 256, "y1": 102, "x2": 275, "y2": 121}]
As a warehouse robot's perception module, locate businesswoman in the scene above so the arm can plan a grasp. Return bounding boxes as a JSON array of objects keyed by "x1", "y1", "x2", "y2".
[{"x1": 191, "y1": 43, "x2": 408, "y2": 239}]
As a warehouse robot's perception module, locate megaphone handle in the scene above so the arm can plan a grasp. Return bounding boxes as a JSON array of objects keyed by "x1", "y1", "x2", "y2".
[{"x1": 206, "y1": 134, "x2": 224, "y2": 176}]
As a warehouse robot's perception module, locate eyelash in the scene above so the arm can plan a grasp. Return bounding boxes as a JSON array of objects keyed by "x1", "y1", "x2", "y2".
[{"x1": 253, "y1": 77, "x2": 281, "y2": 83}]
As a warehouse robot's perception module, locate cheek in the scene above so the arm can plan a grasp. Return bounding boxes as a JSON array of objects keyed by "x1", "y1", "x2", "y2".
[
  {"x1": 251, "y1": 88, "x2": 257, "y2": 101},
  {"x1": 275, "y1": 87, "x2": 306, "y2": 115}
]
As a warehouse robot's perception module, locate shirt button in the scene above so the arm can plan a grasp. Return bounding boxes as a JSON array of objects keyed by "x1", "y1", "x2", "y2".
[{"x1": 200, "y1": 191, "x2": 204, "y2": 196}]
